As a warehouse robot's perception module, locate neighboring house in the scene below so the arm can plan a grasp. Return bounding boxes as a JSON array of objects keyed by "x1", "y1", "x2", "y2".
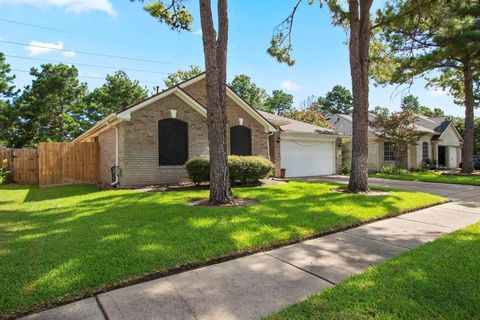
[
  {"x1": 75, "y1": 73, "x2": 341, "y2": 187},
  {"x1": 328, "y1": 114, "x2": 463, "y2": 171}
]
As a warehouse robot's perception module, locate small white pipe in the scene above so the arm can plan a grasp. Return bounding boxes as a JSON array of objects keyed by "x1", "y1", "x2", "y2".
[{"x1": 106, "y1": 120, "x2": 119, "y2": 187}]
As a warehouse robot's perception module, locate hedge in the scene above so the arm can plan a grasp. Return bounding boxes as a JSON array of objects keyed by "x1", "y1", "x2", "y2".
[{"x1": 185, "y1": 156, "x2": 274, "y2": 184}]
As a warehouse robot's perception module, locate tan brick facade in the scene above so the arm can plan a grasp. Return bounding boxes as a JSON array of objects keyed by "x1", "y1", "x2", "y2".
[
  {"x1": 97, "y1": 128, "x2": 116, "y2": 185},
  {"x1": 98, "y1": 78, "x2": 271, "y2": 188}
]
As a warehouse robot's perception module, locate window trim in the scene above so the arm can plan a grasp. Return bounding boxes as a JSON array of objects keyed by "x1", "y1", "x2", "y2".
[
  {"x1": 230, "y1": 125, "x2": 252, "y2": 156},
  {"x1": 383, "y1": 141, "x2": 396, "y2": 162},
  {"x1": 422, "y1": 141, "x2": 429, "y2": 162},
  {"x1": 158, "y1": 118, "x2": 189, "y2": 166}
]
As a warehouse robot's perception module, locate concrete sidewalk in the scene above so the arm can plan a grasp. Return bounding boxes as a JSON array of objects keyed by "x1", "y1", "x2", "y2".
[{"x1": 21, "y1": 179, "x2": 480, "y2": 320}]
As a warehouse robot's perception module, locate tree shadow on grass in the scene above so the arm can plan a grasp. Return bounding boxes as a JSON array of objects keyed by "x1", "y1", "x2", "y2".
[{"x1": 0, "y1": 181, "x2": 434, "y2": 318}]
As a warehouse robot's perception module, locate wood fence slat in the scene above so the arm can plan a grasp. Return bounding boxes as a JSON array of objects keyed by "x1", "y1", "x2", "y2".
[{"x1": 1, "y1": 142, "x2": 99, "y2": 186}]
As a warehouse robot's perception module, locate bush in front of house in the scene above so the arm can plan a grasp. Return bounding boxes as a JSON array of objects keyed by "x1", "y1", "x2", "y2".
[
  {"x1": 0, "y1": 159, "x2": 10, "y2": 184},
  {"x1": 186, "y1": 156, "x2": 274, "y2": 184},
  {"x1": 379, "y1": 166, "x2": 410, "y2": 175}
]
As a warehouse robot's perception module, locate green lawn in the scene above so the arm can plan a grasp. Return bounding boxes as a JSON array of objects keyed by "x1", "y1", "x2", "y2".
[
  {"x1": 371, "y1": 171, "x2": 480, "y2": 186},
  {"x1": 0, "y1": 181, "x2": 445, "y2": 317},
  {"x1": 266, "y1": 221, "x2": 480, "y2": 320}
]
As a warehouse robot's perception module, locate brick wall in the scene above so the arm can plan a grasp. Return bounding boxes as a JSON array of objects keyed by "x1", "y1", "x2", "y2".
[
  {"x1": 98, "y1": 127, "x2": 116, "y2": 185},
  {"x1": 183, "y1": 78, "x2": 269, "y2": 158}
]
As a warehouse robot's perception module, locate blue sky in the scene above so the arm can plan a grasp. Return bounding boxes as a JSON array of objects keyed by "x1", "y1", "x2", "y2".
[{"x1": 0, "y1": 0, "x2": 473, "y2": 117}]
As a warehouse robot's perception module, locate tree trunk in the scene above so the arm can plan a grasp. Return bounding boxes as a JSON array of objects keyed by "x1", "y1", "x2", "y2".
[
  {"x1": 199, "y1": 0, "x2": 234, "y2": 205},
  {"x1": 347, "y1": 0, "x2": 373, "y2": 193},
  {"x1": 462, "y1": 59, "x2": 475, "y2": 173}
]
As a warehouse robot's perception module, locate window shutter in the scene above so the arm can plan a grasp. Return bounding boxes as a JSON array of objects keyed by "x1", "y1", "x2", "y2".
[
  {"x1": 159, "y1": 119, "x2": 188, "y2": 165},
  {"x1": 230, "y1": 126, "x2": 252, "y2": 156}
]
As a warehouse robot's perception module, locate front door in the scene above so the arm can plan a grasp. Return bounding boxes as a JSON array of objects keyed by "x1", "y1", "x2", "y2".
[{"x1": 438, "y1": 146, "x2": 447, "y2": 167}]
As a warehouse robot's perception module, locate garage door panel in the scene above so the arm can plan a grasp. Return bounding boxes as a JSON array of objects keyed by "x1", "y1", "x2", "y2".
[{"x1": 280, "y1": 140, "x2": 334, "y2": 177}]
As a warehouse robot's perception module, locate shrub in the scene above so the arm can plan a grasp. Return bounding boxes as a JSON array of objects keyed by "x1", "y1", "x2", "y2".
[
  {"x1": 379, "y1": 166, "x2": 410, "y2": 175},
  {"x1": 0, "y1": 159, "x2": 10, "y2": 184},
  {"x1": 186, "y1": 156, "x2": 274, "y2": 184},
  {"x1": 342, "y1": 165, "x2": 350, "y2": 175}
]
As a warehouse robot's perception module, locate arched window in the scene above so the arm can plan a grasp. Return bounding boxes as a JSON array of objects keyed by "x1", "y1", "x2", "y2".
[
  {"x1": 422, "y1": 142, "x2": 429, "y2": 162},
  {"x1": 230, "y1": 125, "x2": 252, "y2": 156},
  {"x1": 158, "y1": 119, "x2": 188, "y2": 165}
]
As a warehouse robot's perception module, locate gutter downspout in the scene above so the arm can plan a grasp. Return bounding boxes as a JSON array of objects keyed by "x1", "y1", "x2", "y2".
[
  {"x1": 266, "y1": 131, "x2": 276, "y2": 161},
  {"x1": 106, "y1": 120, "x2": 119, "y2": 187}
]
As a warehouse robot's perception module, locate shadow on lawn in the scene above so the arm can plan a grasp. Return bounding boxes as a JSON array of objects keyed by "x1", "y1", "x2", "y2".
[{"x1": 1, "y1": 182, "x2": 414, "y2": 317}]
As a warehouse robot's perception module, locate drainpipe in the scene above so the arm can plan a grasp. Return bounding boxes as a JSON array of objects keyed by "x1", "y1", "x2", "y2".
[
  {"x1": 106, "y1": 120, "x2": 119, "y2": 187},
  {"x1": 266, "y1": 131, "x2": 276, "y2": 161}
]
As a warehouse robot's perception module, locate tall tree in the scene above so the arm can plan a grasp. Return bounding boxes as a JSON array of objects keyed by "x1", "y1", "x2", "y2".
[
  {"x1": 264, "y1": 90, "x2": 294, "y2": 115},
  {"x1": 15, "y1": 64, "x2": 87, "y2": 146},
  {"x1": 283, "y1": 108, "x2": 331, "y2": 128},
  {"x1": 314, "y1": 85, "x2": 353, "y2": 116},
  {"x1": 0, "y1": 53, "x2": 19, "y2": 147},
  {"x1": 137, "y1": 0, "x2": 234, "y2": 204},
  {"x1": 84, "y1": 71, "x2": 148, "y2": 131},
  {"x1": 400, "y1": 94, "x2": 444, "y2": 117},
  {"x1": 268, "y1": 0, "x2": 375, "y2": 193},
  {"x1": 372, "y1": 0, "x2": 480, "y2": 173},
  {"x1": 229, "y1": 74, "x2": 268, "y2": 110},
  {"x1": 164, "y1": 65, "x2": 203, "y2": 88}
]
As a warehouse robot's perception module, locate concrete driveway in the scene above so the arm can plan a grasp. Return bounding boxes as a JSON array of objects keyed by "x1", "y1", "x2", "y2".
[{"x1": 21, "y1": 177, "x2": 480, "y2": 320}]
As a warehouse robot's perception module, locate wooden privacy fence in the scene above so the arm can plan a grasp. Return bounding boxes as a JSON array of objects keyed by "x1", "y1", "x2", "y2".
[
  {"x1": 39, "y1": 142, "x2": 99, "y2": 186},
  {"x1": 0, "y1": 142, "x2": 99, "y2": 186},
  {"x1": 0, "y1": 148, "x2": 39, "y2": 184}
]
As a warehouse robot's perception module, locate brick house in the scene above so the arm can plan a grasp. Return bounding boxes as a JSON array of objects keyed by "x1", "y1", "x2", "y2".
[{"x1": 75, "y1": 73, "x2": 341, "y2": 187}]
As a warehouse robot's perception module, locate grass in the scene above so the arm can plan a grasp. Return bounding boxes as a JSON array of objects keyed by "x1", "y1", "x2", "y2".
[
  {"x1": 371, "y1": 171, "x2": 480, "y2": 186},
  {"x1": 265, "y1": 221, "x2": 480, "y2": 320},
  {"x1": 0, "y1": 181, "x2": 445, "y2": 317}
]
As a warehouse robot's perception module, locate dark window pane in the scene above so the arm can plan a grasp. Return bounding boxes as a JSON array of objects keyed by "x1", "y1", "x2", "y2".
[
  {"x1": 230, "y1": 126, "x2": 252, "y2": 156},
  {"x1": 422, "y1": 142, "x2": 429, "y2": 162},
  {"x1": 159, "y1": 119, "x2": 188, "y2": 165}
]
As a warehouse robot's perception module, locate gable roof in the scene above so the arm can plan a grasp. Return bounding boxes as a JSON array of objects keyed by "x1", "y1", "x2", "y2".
[
  {"x1": 178, "y1": 73, "x2": 276, "y2": 132},
  {"x1": 75, "y1": 85, "x2": 207, "y2": 142},
  {"x1": 259, "y1": 111, "x2": 338, "y2": 135},
  {"x1": 328, "y1": 113, "x2": 438, "y2": 138},
  {"x1": 75, "y1": 73, "x2": 276, "y2": 142}
]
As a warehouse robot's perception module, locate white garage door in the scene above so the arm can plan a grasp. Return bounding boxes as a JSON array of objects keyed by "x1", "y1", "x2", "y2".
[{"x1": 280, "y1": 139, "x2": 335, "y2": 177}]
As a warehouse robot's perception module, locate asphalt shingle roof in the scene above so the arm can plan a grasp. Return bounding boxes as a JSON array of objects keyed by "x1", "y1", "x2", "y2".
[{"x1": 258, "y1": 111, "x2": 337, "y2": 135}]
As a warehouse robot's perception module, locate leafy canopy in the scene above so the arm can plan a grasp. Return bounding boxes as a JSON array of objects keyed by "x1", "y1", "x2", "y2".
[
  {"x1": 164, "y1": 65, "x2": 203, "y2": 88},
  {"x1": 229, "y1": 74, "x2": 268, "y2": 110}
]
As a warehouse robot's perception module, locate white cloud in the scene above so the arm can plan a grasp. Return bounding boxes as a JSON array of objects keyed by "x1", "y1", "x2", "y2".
[
  {"x1": 281, "y1": 80, "x2": 300, "y2": 92},
  {"x1": 193, "y1": 29, "x2": 202, "y2": 36},
  {"x1": 26, "y1": 40, "x2": 64, "y2": 55},
  {"x1": 0, "y1": 0, "x2": 116, "y2": 16},
  {"x1": 63, "y1": 49, "x2": 77, "y2": 58},
  {"x1": 429, "y1": 88, "x2": 448, "y2": 98}
]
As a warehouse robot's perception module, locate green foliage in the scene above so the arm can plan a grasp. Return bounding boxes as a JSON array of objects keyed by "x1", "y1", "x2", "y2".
[
  {"x1": 450, "y1": 116, "x2": 480, "y2": 154},
  {"x1": 229, "y1": 74, "x2": 268, "y2": 110},
  {"x1": 369, "y1": 106, "x2": 390, "y2": 116},
  {"x1": 186, "y1": 156, "x2": 273, "y2": 184},
  {"x1": 0, "y1": 52, "x2": 18, "y2": 147},
  {"x1": 265, "y1": 90, "x2": 294, "y2": 115},
  {"x1": 83, "y1": 70, "x2": 148, "y2": 131},
  {"x1": 13, "y1": 64, "x2": 87, "y2": 146},
  {"x1": 163, "y1": 65, "x2": 203, "y2": 88},
  {"x1": 310, "y1": 85, "x2": 353, "y2": 116},
  {"x1": 283, "y1": 109, "x2": 332, "y2": 128},
  {"x1": 0, "y1": 159, "x2": 10, "y2": 184},
  {"x1": 372, "y1": 171, "x2": 480, "y2": 186},
  {"x1": 371, "y1": 0, "x2": 480, "y2": 107},
  {"x1": 141, "y1": 0, "x2": 193, "y2": 31},
  {"x1": 400, "y1": 94, "x2": 444, "y2": 117},
  {"x1": 379, "y1": 166, "x2": 410, "y2": 175},
  {"x1": 0, "y1": 182, "x2": 444, "y2": 316}
]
